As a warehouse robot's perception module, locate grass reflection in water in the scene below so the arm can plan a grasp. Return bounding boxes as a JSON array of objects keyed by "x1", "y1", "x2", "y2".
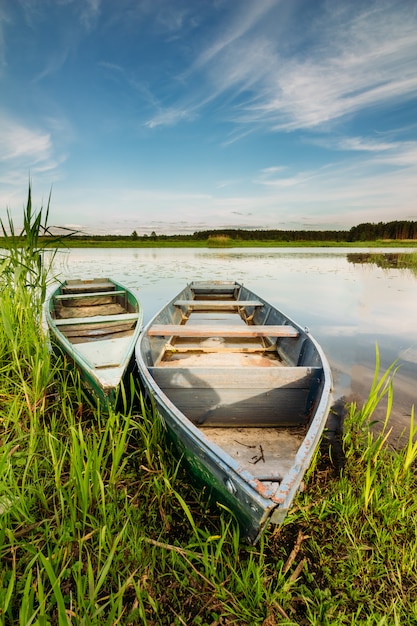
[{"x1": 348, "y1": 251, "x2": 417, "y2": 275}]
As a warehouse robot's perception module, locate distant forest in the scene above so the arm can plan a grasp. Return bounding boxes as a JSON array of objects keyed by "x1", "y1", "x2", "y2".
[
  {"x1": 193, "y1": 220, "x2": 417, "y2": 242},
  {"x1": 65, "y1": 220, "x2": 417, "y2": 242},
  {"x1": 2, "y1": 219, "x2": 416, "y2": 243}
]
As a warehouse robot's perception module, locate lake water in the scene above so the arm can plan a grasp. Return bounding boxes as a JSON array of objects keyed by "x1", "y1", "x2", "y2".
[{"x1": 52, "y1": 247, "x2": 417, "y2": 441}]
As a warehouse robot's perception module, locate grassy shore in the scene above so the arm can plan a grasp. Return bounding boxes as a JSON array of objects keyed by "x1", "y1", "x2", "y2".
[
  {"x1": 1, "y1": 196, "x2": 417, "y2": 624},
  {"x1": 2, "y1": 236, "x2": 417, "y2": 249},
  {"x1": 29, "y1": 237, "x2": 417, "y2": 248}
]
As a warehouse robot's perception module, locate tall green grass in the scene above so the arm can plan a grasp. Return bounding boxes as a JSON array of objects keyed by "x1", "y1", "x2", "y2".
[
  {"x1": 1, "y1": 190, "x2": 416, "y2": 624},
  {"x1": 272, "y1": 350, "x2": 417, "y2": 625},
  {"x1": 0, "y1": 186, "x2": 57, "y2": 430},
  {"x1": 0, "y1": 185, "x2": 57, "y2": 305}
]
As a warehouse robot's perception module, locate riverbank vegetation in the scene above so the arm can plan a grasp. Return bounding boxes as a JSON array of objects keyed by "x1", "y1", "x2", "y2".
[
  {"x1": 1, "y1": 220, "x2": 417, "y2": 249},
  {"x1": 1, "y1": 195, "x2": 417, "y2": 624}
]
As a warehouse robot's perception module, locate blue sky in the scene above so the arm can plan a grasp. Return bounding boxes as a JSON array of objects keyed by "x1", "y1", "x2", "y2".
[{"x1": 1, "y1": 0, "x2": 416, "y2": 235}]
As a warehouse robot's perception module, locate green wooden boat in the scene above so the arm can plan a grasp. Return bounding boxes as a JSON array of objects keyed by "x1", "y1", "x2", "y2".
[
  {"x1": 135, "y1": 280, "x2": 333, "y2": 543},
  {"x1": 46, "y1": 278, "x2": 143, "y2": 408}
]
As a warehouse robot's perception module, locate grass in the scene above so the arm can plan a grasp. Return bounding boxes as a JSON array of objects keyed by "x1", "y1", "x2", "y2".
[
  {"x1": 348, "y1": 251, "x2": 417, "y2": 275},
  {"x1": 207, "y1": 235, "x2": 237, "y2": 247},
  {"x1": 2, "y1": 237, "x2": 417, "y2": 249},
  {"x1": 1, "y1": 190, "x2": 416, "y2": 624}
]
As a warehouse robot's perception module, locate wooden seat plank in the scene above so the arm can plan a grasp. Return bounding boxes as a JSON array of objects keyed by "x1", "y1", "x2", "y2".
[
  {"x1": 55, "y1": 289, "x2": 126, "y2": 300},
  {"x1": 163, "y1": 343, "x2": 273, "y2": 354},
  {"x1": 55, "y1": 312, "x2": 138, "y2": 326},
  {"x1": 62, "y1": 281, "x2": 115, "y2": 293},
  {"x1": 174, "y1": 299, "x2": 263, "y2": 309},
  {"x1": 148, "y1": 323, "x2": 299, "y2": 338}
]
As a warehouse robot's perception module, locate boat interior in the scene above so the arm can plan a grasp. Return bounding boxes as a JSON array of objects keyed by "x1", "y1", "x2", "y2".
[
  {"x1": 50, "y1": 279, "x2": 139, "y2": 345},
  {"x1": 142, "y1": 281, "x2": 327, "y2": 482}
]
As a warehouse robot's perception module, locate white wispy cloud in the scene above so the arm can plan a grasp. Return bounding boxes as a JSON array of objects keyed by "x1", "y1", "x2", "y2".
[
  {"x1": 33, "y1": 45, "x2": 71, "y2": 83},
  {"x1": 320, "y1": 134, "x2": 417, "y2": 167},
  {"x1": 146, "y1": 1, "x2": 417, "y2": 134},
  {"x1": 372, "y1": 141, "x2": 417, "y2": 167},
  {"x1": 144, "y1": 106, "x2": 196, "y2": 129},
  {"x1": 253, "y1": 156, "x2": 417, "y2": 227},
  {"x1": 259, "y1": 166, "x2": 287, "y2": 176},
  {"x1": 232, "y1": 3, "x2": 417, "y2": 131},
  {"x1": 0, "y1": 3, "x2": 10, "y2": 74},
  {"x1": 80, "y1": 0, "x2": 101, "y2": 31},
  {"x1": 48, "y1": 143, "x2": 416, "y2": 234},
  {"x1": 0, "y1": 111, "x2": 68, "y2": 215},
  {"x1": 18, "y1": 0, "x2": 101, "y2": 32},
  {"x1": 187, "y1": 0, "x2": 278, "y2": 74},
  {"x1": 255, "y1": 170, "x2": 311, "y2": 189},
  {"x1": 338, "y1": 137, "x2": 399, "y2": 152},
  {"x1": 144, "y1": 0, "x2": 279, "y2": 129},
  {"x1": 0, "y1": 113, "x2": 52, "y2": 162}
]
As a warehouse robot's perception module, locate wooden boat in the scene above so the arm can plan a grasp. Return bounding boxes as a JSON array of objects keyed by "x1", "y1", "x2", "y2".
[
  {"x1": 46, "y1": 278, "x2": 143, "y2": 408},
  {"x1": 135, "y1": 280, "x2": 333, "y2": 543}
]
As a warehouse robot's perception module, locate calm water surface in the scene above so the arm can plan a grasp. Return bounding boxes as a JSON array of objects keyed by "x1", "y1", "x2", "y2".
[{"x1": 53, "y1": 247, "x2": 417, "y2": 440}]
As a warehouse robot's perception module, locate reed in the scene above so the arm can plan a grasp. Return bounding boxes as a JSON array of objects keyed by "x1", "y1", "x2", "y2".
[
  {"x1": 0, "y1": 186, "x2": 58, "y2": 427},
  {"x1": 207, "y1": 234, "x2": 235, "y2": 247},
  {"x1": 0, "y1": 185, "x2": 57, "y2": 307},
  {"x1": 1, "y1": 192, "x2": 416, "y2": 624}
]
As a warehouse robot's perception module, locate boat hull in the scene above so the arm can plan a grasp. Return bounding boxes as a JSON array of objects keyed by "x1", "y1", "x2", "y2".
[
  {"x1": 136, "y1": 281, "x2": 332, "y2": 542},
  {"x1": 46, "y1": 278, "x2": 143, "y2": 409}
]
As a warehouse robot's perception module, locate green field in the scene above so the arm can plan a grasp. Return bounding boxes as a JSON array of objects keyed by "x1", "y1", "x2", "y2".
[{"x1": 2, "y1": 236, "x2": 417, "y2": 250}]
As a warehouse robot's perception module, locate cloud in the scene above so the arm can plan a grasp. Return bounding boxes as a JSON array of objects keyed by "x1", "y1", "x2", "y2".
[
  {"x1": 16, "y1": 0, "x2": 102, "y2": 31},
  {"x1": 259, "y1": 166, "x2": 287, "y2": 176},
  {"x1": 249, "y1": 134, "x2": 417, "y2": 228},
  {"x1": 147, "y1": 1, "x2": 417, "y2": 134},
  {"x1": 32, "y1": 45, "x2": 71, "y2": 83},
  {"x1": 372, "y1": 141, "x2": 417, "y2": 167},
  {"x1": 0, "y1": 113, "x2": 52, "y2": 162},
  {"x1": 215, "y1": 178, "x2": 244, "y2": 189},
  {"x1": 144, "y1": 0, "x2": 279, "y2": 129},
  {"x1": 0, "y1": 4, "x2": 10, "y2": 74},
  {"x1": 233, "y1": 3, "x2": 417, "y2": 131},
  {"x1": 108, "y1": 1, "x2": 417, "y2": 138},
  {"x1": 322, "y1": 135, "x2": 417, "y2": 167},
  {"x1": 256, "y1": 171, "x2": 310, "y2": 189},
  {"x1": 144, "y1": 106, "x2": 196, "y2": 129},
  {"x1": 0, "y1": 111, "x2": 68, "y2": 216},
  {"x1": 80, "y1": 0, "x2": 101, "y2": 31},
  {"x1": 338, "y1": 137, "x2": 399, "y2": 152},
  {"x1": 187, "y1": 0, "x2": 278, "y2": 74}
]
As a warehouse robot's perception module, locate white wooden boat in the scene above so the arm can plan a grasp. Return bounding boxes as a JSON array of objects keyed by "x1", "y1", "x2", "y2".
[
  {"x1": 46, "y1": 278, "x2": 143, "y2": 408},
  {"x1": 135, "y1": 280, "x2": 333, "y2": 542}
]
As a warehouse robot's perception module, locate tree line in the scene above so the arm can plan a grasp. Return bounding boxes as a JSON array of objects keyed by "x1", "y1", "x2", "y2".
[
  {"x1": 129, "y1": 220, "x2": 417, "y2": 241},
  {"x1": 347, "y1": 221, "x2": 417, "y2": 241},
  {"x1": 4, "y1": 219, "x2": 415, "y2": 243},
  {"x1": 194, "y1": 220, "x2": 417, "y2": 241}
]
